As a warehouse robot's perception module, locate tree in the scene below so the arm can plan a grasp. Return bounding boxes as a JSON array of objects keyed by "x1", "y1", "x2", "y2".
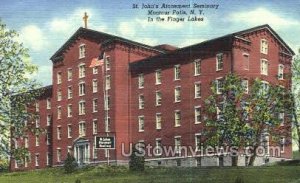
[
  {"x1": 64, "y1": 153, "x2": 77, "y2": 173},
  {"x1": 129, "y1": 144, "x2": 145, "y2": 171},
  {"x1": 0, "y1": 19, "x2": 41, "y2": 167}
]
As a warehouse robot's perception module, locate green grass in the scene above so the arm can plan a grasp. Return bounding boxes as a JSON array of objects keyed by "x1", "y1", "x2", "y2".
[{"x1": 1, "y1": 165, "x2": 300, "y2": 183}]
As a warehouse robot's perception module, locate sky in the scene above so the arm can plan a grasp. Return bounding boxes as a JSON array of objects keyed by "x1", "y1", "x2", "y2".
[{"x1": 0, "y1": 0, "x2": 299, "y2": 86}]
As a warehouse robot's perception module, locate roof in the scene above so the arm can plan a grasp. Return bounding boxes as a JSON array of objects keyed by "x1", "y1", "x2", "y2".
[
  {"x1": 50, "y1": 27, "x2": 165, "y2": 61},
  {"x1": 130, "y1": 24, "x2": 295, "y2": 72}
]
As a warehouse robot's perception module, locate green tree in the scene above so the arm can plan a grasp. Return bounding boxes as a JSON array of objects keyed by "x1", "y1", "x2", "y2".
[
  {"x1": 129, "y1": 144, "x2": 145, "y2": 171},
  {"x1": 64, "y1": 153, "x2": 77, "y2": 173},
  {"x1": 0, "y1": 19, "x2": 41, "y2": 167}
]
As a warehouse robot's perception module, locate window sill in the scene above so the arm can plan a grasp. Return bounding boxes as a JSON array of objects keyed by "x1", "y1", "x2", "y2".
[
  {"x1": 138, "y1": 87, "x2": 144, "y2": 89},
  {"x1": 174, "y1": 101, "x2": 181, "y2": 103},
  {"x1": 156, "y1": 104, "x2": 161, "y2": 107},
  {"x1": 175, "y1": 125, "x2": 181, "y2": 128},
  {"x1": 216, "y1": 69, "x2": 223, "y2": 72},
  {"x1": 194, "y1": 97, "x2": 201, "y2": 99},
  {"x1": 155, "y1": 83, "x2": 162, "y2": 85},
  {"x1": 195, "y1": 122, "x2": 201, "y2": 124},
  {"x1": 138, "y1": 130, "x2": 144, "y2": 132},
  {"x1": 194, "y1": 74, "x2": 201, "y2": 77}
]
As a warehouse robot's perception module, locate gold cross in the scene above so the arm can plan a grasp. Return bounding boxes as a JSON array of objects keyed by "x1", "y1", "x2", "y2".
[{"x1": 83, "y1": 12, "x2": 88, "y2": 28}]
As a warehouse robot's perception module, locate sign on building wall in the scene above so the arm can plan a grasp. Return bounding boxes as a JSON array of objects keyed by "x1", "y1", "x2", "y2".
[{"x1": 95, "y1": 136, "x2": 115, "y2": 149}]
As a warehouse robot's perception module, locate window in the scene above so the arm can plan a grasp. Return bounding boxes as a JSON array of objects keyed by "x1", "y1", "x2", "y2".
[
  {"x1": 35, "y1": 154, "x2": 39, "y2": 166},
  {"x1": 194, "y1": 106, "x2": 201, "y2": 124},
  {"x1": 174, "y1": 136, "x2": 181, "y2": 154},
  {"x1": 67, "y1": 104, "x2": 72, "y2": 117},
  {"x1": 216, "y1": 105, "x2": 223, "y2": 120},
  {"x1": 261, "y1": 134, "x2": 269, "y2": 155},
  {"x1": 79, "y1": 64, "x2": 85, "y2": 78},
  {"x1": 92, "y1": 80, "x2": 98, "y2": 93},
  {"x1": 105, "y1": 75, "x2": 111, "y2": 90},
  {"x1": 216, "y1": 78, "x2": 224, "y2": 94},
  {"x1": 93, "y1": 67, "x2": 98, "y2": 74},
  {"x1": 35, "y1": 135, "x2": 39, "y2": 146},
  {"x1": 105, "y1": 117, "x2": 111, "y2": 132},
  {"x1": 138, "y1": 116, "x2": 144, "y2": 132},
  {"x1": 243, "y1": 53, "x2": 249, "y2": 70},
  {"x1": 67, "y1": 125, "x2": 72, "y2": 138},
  {"x1": 174, "y1": 86, "x2": 181, "y2": 102},
  {"x1": 24, "y1": 137, "x2": 29, "y2": 148},
  {"x1": 57, "y1": 89, "x2": 62, "y2": 101},
  {"x1": 35, "y1": 116, "x2": 40, "y2": 128},
  {"x1": 68, "y1": 86, "x2": 72, "y2": 99},
  {"x1": 261, "y1": 59, "x2": 268, "y2": 75},
  {"x1": 79, "y1": 122, "x2": 86, "y2": 136},
  {"x1": 24, "y1": 155, "x2": 29, "y2": 168},
  {"x1": 216, "y1": 53, "x2": 224, "y2": 71},
  {"x1": 79, "y1": 101, "x2": 86, "y2": 115},
  {"x1": 175, "y1": 111, "x2": 181, "y2": 127},
  {"x1": 46, "y1": 98, "x2": 51, "y2": 109},
  {"x1": 194, "y1": 83, "x2": 201, "y2": 98},
  {"x1": 279, "y1": 113, "x2": 284, "y2": 126},
  {"x1": 79, "y1": 82, "x2": 86, "y2": 96},
  {"x1": 105, "y1": 56, "x2": 110, "y2": 71},
  {"x1": 242, "y1": 80, "x2": 249, "y2": 94},
  {"x1": 156, "y1": 91, "x2": 162, "y2": 106},
  {"x1": 93, "y1": 99, "x2": 98, "y2": 112},
  {"x1": 280, "y1": 137, "x2": 285, "y2": 153},
  {"x1": 138, "y1": 74, "x2": 144, "y2": 88},
  {"x1": 261, "y1": 81, "x2": 269, "y2": 94},
  {"x1": 79, "y1": 44, "x2": 86, "y2": 58},
  {"x1": 57, "y1": 106, "x2": 62, "y2": 119},
  {"x1": 278, "y1": 64, "x2": 284, "y2": 80},
  {"x1": 195, "y1": 134, "x2": 202, "y2": 151},
  {"x1": 35, "y1": 102, "x2": 39, "y2": 112},
  {"x1": 57, "y1": 149, "x2": 61, "y2": 162},
  {"x1": 93, "y1": 119, "x2": 98, "y2": 134},
  {"x1": 68, "y1": 146, "x2": 72, "y2": 154},
  {"x1": 155, "y1": 138, "x2": 162, "y2": 156},
  {"x1": 104, "y1": 96, "x2": 110, "y2": 110},
  {"x1": 57, "y1": 72, "x2": 62, "y2": 84},
  {"x1": 46, "y1": 132, "x2": 50, "y2": 145},
  {"x1": 138, "y1": 95, "x2": 145, "y2": 109},
  {"x1": 174, "y1": 65, "x2": 181, "y2": 80},
  {"x1": 46, "y1": 153, "x2": 51, "y2": 166},
  {"x1": 194, "y1": 59, "x2": 201, "y2": 76},
  {"x1": 57, "y1": 126, "x2": 62, "y2": 140},
  {"x1": 260, "y1": 39, "x2": 268, "y2": 54},
  {"x1": 67, "y1": 68, "x2": 72, "y2": 81},
  {"x1": 156, "y1": 113, "x2": 162, "y2": 130},
  {"x1": 155, "y1": 70, "x2": 162, "y2": 84}
]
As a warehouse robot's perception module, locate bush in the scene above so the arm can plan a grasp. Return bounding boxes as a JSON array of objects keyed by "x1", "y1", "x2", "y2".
[
  {"x1": 0, "y1": 159, "x2": 9, "y2": 172},
  {"x1": 64, "y1": 153, "x2": 77, "y2": 173},
  {"x1": 129, "y1": 144, "x2": 145, "y2": 171},
  {"x1": 235, "y1": 176, "x2": 245, "y2": 183}
]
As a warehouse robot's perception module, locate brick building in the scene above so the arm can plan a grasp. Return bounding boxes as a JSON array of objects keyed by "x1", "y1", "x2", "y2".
[{"x1": 10, "y1": 24, "x2": 294, "y2": 171}]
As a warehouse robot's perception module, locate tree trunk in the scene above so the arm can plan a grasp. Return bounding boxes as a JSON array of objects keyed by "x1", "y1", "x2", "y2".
[
  {"x1": 231, "y1": 156, "x2": 238, "y2": 166},
  {"x1": 248, "y1": 146, "x2": 258, "y2": 166}
]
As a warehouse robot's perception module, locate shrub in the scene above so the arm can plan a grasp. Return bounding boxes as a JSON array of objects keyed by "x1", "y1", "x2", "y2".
[
  {"x1": 129, "y1": 144, "x2": 145, "y2": 171},
  {"x1": 235, "y1": 176, "x2": 245, "y2": 183},
  {"x1": 64, "y1": 153, "x2": 77, "y2": 173},
  {"x1": 0, "y1": 159, "x2": 9, "y2": 172}
]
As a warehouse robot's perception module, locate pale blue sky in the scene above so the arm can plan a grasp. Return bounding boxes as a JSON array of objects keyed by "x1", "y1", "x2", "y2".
[{"x1": 1, "y1": 0, "x2": 299, "y2": 85}]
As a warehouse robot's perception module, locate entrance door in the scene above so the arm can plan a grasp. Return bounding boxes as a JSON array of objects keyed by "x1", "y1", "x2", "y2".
[{"x1": 79, "y1": 145, "x2": 85, "y2": 165}]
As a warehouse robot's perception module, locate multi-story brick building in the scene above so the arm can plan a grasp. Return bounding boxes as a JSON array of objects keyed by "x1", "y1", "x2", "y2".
[{"x1": 10, "y1": 24, "x2": 294, "y2": 171}]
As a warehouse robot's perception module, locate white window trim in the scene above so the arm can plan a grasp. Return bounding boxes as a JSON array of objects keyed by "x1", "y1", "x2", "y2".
[
  {"x1": 57, "y1": 148, "x2": 62, "y2": 162},
  {"x1": 243, "y1": 53, "x2": 250, "y2": 70},
  {"x1": 57, "y1": 106, "x2": 62, "y2": 119},
  {"x1": 57, "y1": 126, "x2": 61, "y2": 140},
  {"x1": 79, "y1": 121, "x2": 86, "y2": 137},
  {"x1": 92, "y1": 79, "x2": 98, "y2": 93},
  {"x1": 156, "y1": 91, "x2": 162, "y2": 106},
  {"x1": 138, "y1": 115, "x2": 145, "y2": 132},
  {"x1": 278, "y1": 64, "x2": 284, "y2": 80},
  {"x1": 35, "y1": 153, "x2": 39, "y2": 167},
  {"x1": 174, "y1": 86, "x2": 181, "y2": 103},
  {"x1": 156, "y1": 113, "x2": 162, "y2": 130},
  {"x1": 105, "y1": 56, "x2": 111, "y2": 71},
  {"x1": 216, "y1": 77, "x2": 223, "y2": 95},
  {"x1": 67, "y1": 124, "x2": 72, "y2": 138},
  {"x1": 174, "y1": 110, "x2": 181, "y2": 127},
  {"x1": 79, "y1": 44, "x2": 86, "y2": 59},
  {"x1": 280, "y1": 137, "x2": 285, "y2": 153},
  {"x1": 79, "y1": 100, "x2": 86, "y2": 115},
  {"x1": 261, "y1": 59, "x2": 268, "y2": 76},
  {"x1": 67, "y1": 104, "x2": 72, "y2": 117},
  {"x1": 138, "y1": 94, "x2": 145, "y2": 109},
  {"x1": 57, "y1": 71, "x2": 62, "y2": 84},
  {"x1": 216, "y1": 53, "x2": 224, "y2": 71},
  {"x1": 195, "y1": 133, "x2": 202, "y2": 152},
  {"x1": 68, "y1": 86, "x2": 72, "y2": 99},
  {"x1": 78, "y1": 63, "x2": 86, "y2": 78},
  {"x1": 174, "y1": 64, "x2": 181, "y2": 81},
  {"x1": 242, "y1": 79, "x2": 249, "y2": 94},
  {"x1": 155, "y1": 69, "x2": 162, "y2": 85},
  {"x1": 194, "y1": 59, "x2": 201, "y2": 76},
  {"x1": 194, "y1": 106, "x2": 201, "y2": 124},
  {"x1": 93, "y1": 119, "x2": 98, "y2": 134},
  {"x1": 78, "y1": 81, "x2": 86, "y2": 96},
  {"x1": 93, "y1": 98, "x2": 98, "y2": 113},
  {"x1": 194, "y1": 82, "x2": 201, "y2": 99},
  {"x1": 67, "y1": 68, "x2": 72, "y2": 81},
  {"x1": 260, "y1": 39, "x2": 268, "y2": 55},
  {"x1": 155, "y1": 138, "x2": 162, "y2": 155},
  {"x1": 46, "y1": 98, "x2": 51, "y2": 109}
]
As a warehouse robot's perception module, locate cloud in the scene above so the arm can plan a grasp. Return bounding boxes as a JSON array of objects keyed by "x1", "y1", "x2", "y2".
[
  {"x1": 49, "y1": 19, "x2": 72, "y2": 33},
  {"x1": 136, "y1": 38, "x2": 159, "y2": 46},
  {"x1": 229, "y1": 8, "x2": 299, "y2": 29},
  {"x1": 20, "y1": 25, "x2": 47, "y2": 51},
  {"x1": 118, "y1": 22, "x2": 136, "y2": 37}
]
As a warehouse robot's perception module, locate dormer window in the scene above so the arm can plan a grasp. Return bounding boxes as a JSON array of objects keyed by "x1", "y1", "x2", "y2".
[
  {"x1": 79, "y1": 44, "x2": 86, "y2": 59},
  {"x1": 260, "y1": 39, "x2": 268, "y2": 54}
]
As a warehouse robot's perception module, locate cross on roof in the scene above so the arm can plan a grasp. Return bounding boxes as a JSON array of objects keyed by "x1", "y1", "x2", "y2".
[{"x1": 83, "y1": 12, "x2": 88, "y2": 28}]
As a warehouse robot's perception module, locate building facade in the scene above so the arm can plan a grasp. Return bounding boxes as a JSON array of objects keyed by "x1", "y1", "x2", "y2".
[{"x1": 10, "y1": 24, "x2": 294, "y2": 171}]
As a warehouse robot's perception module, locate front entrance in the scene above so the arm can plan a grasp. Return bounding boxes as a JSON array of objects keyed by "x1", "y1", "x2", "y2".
[{"x1": 73, "y1": 138, "x2": 90, "y2": 166}]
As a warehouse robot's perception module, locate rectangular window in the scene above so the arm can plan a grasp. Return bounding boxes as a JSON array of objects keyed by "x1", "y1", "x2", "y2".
[
  {"x1": 105, "y1": 75, "x2": 111, "y2": 90},
  {"x1": 174, "y1": 136, "x2": 181, "y2": 154},
  {"x1": 138, "y1": 74, "x2": 144, "y2": 88},
  {"x1": 156, "y1": 91, "x2": 162, "y2": 106},
  {"x1": 79, "y1": 64, "x2": 86, "y2": 78},
  {"x1": 79, "y1": 44, "x2": 86, "y2": 58},
  {"x1": 155, "y1": 138, "x2": 162, "y2": 155},
  {"x1": 47, "y1": 132, "x2": 50, "y2": 145},
  {"x1": 57, "y1": 106, "x2": 61, "y2": 119},
  {"x1": 216, "y1": 53, "x2": 224, "y2": 71},
  {"x1": 216, "y1": 78, "x2": 224, "y2": 94},
  {"x1": 68, "y1": 86, "x2": 72, "y2": 99},
  {"x1": 79, "y1": 101, "x2": 86, "y2": 115},
  {"x1": 278, "y1": 64, "x2": 284, "y2": 80},
  {"x1": 138, "y1": 116, "x2": 144, "y2": 132},
  {"x1": 93, "y1": 99, "x2": 98, "y2": 112},
  {"x1": 93, "y1": 119, "x2": 98, "y2": 134},
  {"x1": 194, "y1": 83, "x2": 201, "y2": 98},
  {"x1": 35, "y1": 116, "x2": 40, "y2": 128},
  {"x1": 24, "y1": 137, "x2": 29, "y2": 148},
  {"x1": 24, "y1": 156, "x2": 29, "y2": 168},
  {"x1": 105, "y1": 117, "x2": 111, "y2": 132},
  {"x1": 174, "y1": 65, "x2": 181, "y2": 80},
  {"x1": 280, "y1": 137, "x2": 285, "y2": 153},
  {"x1": 46, "y1": 153, "x2": 50, "y2": 166},
  {"x1": 194, "y1": 106, "x2": 201, "y2": 124},
  {"x1": 261, "y1": 81, "x2": 269, "y2": 94},
  {"x1": 279, "y1": 113, "x2": 284, "y2": 126},
  {"x1": 216, "y1": 105, "x2": 223, "y2": 121},
  {"x1": 67, "y1": 125, "x2": 72, "y2": 138},
  {"x1": 156, "y1": 113, "x2": 162, "y2": 130},
  {"x1": 93, "y1": 80, "x2": 98, "y2": 93},
  {"x1": 57, "y1": 89, "x2": 62, "y2": 101},
  {"x1": 242, "y1": 80, "x2": 249, "y2": 94},
  {"x1": 79, "y1": 82, "x2": 86, "y2": 96},
  {"x1": 79, "y1": 122, "x2": 86, "y2": 136},
  {"x1": 46, "y1": 98, "x2": 51, "y2": 109},
  {"x1": 138, "y1": 95, "x2": 145, "y2": 109},
  {"x1": 57, "y1": 126, "x2": 62, "y2": 140},
  {"x1": 260, "y1": 39, "x2": 268, "y2": 54},
  {"x1": 57, "y1": 149, "x2": 61, "y2": 162},
  {"x1": 35, "y1": 154, "x2": 39, "y2": 166},
  {"x1": 93, "y1": 67, "x2": 98, "y2": 74},
  {"x1": 67, "y1": 68, "x2": 72, "y2": 81},
  {"x1": 261, "y1": 59, "x2": 268, "y2": 75},
  {"x1": 174, "y1": 86, "x2": 181, "y2": 102},
  {"x1": 175, "y1": 111, "x2": 181, "y2": 127},
  {"x1": 35, "y1": 135, "x2": 39, "y2": 146},
  {"x1": 57, "y1": 72, "x2": 62, "y2": 84},
  {"x1": 67, "y1": 104, "x2": 72, "y2": 117},
  {"x1": 104, "y1": 96, "x2": 110, "y2": 110},
  {"x1": 155, "y1": 70, "x2": 162, "y2": 85},
  {"x1": 243, "y1": 54, "x2": 249, "y2": 70},
  {"x1": 35, "y1": 101, "x2": 39, "y2": 112},
  {"x1": 105, "y1": 56, "x2": 110, "y2": 71},
  {"x1": 194, "y1": 59, "x2": 201, "y2": 76},
  {"x1": 195, "y1": 134, "x2": 202, "y2": 151}
]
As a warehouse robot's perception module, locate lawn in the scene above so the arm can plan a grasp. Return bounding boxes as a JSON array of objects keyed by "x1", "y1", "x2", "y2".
[{"x1": 1, "y1": 164, "x2": 300, "y2": 183}]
